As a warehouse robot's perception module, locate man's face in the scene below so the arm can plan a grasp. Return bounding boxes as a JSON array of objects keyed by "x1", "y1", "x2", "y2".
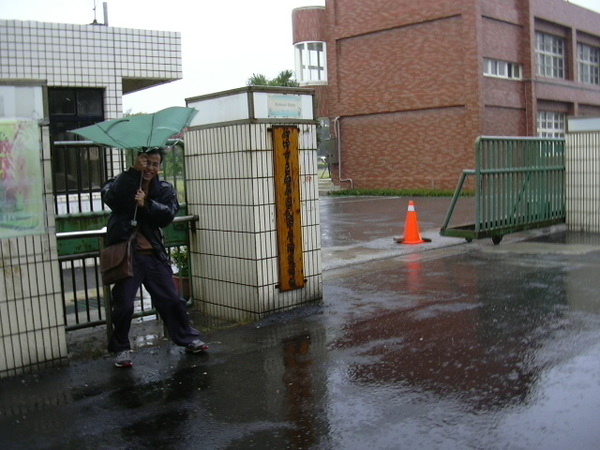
[{"x1": 136, "y1": 153, "x2": 162, "y2": 181}]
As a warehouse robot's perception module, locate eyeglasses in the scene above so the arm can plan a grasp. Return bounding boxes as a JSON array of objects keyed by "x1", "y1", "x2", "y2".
[{"x1": 145, "y1": 161, "x2": 161, "y2": 169}]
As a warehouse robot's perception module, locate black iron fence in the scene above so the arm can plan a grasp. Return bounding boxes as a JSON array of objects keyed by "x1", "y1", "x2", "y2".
[{"x1": 56, "y1": 216, "x2": 196, "y2": 333}]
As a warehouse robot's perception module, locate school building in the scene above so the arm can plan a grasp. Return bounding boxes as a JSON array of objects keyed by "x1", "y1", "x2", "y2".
[{"x1": 292, "y1": 0, "x2": 600, "y2": 190}]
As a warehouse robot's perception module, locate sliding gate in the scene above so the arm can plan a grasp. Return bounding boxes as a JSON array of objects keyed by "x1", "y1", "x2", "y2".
[{"x1": 441, "y1": 137, "x2": 566, "y2": 244}]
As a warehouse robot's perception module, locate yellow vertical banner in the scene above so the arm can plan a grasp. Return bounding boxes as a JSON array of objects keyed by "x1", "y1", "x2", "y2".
[{"x1": 272, "y1": 126, "x2": 305, "y2": 291}]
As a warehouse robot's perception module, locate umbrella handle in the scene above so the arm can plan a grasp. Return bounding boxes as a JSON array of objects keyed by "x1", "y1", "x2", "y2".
[{"x1": 130, "y1": 170, "x2": 143, "y2": 227}]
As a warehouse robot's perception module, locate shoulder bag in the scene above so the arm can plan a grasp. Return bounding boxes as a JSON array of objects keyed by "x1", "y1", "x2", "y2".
[{"x1": 101, "y1": 234, "x2": 136, "y2": 285}]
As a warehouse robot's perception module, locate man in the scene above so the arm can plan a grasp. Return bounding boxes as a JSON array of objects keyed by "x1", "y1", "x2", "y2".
[{"x1": 101, "y1": 147, "x2": 208, "y2": 368}]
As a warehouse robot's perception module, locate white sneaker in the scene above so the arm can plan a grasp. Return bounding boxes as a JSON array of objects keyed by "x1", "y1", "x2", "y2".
[
  {"x1": 114, "y1": 350, "x2": 133, "y2": 368},
  {"x1": 186, "y1": 339, "x2": 209, "y2": 353}
]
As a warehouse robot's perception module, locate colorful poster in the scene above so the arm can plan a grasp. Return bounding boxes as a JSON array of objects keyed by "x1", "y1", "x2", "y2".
[{"x1": 0, "y1": 120, "x2": 45, "y2": 238}]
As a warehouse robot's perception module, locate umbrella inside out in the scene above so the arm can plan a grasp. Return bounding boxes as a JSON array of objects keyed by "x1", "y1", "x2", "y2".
[{"x1": 70, "y1": 106, "x2": 197, "y2": 150}]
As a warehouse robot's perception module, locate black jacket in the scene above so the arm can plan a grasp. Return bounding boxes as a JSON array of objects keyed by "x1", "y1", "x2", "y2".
[{"x1": 101, "y1": 167, "x2": 179, "y2": 261}]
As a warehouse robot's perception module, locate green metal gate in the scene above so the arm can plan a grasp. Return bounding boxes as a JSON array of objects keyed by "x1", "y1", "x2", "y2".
[{"x1": 441, "y1": 137, "x2": 565, "y2": 244}]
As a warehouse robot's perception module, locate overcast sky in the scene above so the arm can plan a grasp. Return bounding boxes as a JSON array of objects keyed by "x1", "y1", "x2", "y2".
[{"x1": 2, "y1": 0, "x2": 599, "y2": 114}]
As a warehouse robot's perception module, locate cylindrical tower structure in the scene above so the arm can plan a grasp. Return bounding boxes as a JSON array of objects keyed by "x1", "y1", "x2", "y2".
[{"x1": 292, "y1": 6, "x2": 329, "y2": 118}]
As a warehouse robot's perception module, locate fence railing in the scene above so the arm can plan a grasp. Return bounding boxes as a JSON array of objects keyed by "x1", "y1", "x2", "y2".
[
  {"x1": 52, "y1": 140, "x2": 186, "y2": 216},
  {"x1": 56, "y1": 215, "x2": 197, "y2": 337},
  {"x1": 441, "y1": 137, "x2": 566, "y2": 244}
]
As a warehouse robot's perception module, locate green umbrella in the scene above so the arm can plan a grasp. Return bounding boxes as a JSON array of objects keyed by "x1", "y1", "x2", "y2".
[
  {"x1": 71, "y1": 106, "x2": 196, "y2": 226},
  {"x1": 70, "y1": 106, "x2": 197, "y2": 150}
]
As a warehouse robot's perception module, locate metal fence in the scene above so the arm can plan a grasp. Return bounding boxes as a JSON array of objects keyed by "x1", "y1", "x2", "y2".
[
  {"x1": 441, "y1": 137, "x2": 566, "y2": 244},
  {"x1": 56, "y1": 218, "x2": 195, "y2": 334}
]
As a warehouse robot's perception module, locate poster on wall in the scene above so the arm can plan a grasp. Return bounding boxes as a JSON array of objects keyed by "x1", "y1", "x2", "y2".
[{"x1": 0, "y1": 119, "x2": 45, "y2": 238}]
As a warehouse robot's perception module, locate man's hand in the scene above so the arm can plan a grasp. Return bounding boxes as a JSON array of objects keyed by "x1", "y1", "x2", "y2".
[{"x1": 134, "y1": 188, "x2": 146, "y2": 207}]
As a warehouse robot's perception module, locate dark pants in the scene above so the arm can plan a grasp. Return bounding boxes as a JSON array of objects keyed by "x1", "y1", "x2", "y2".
[{"x1": 107, "y1": 252, "x2": 201, "y2": 353}]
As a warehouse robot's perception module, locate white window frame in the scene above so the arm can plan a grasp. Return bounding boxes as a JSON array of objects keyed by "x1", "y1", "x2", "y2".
[
  {"x1": 537, "y1": 111, "x2": 565, "y2": 138},
  {"x1": 294, "y1": 41, "x2": 327, "y2": 85},
  {"x1": 578, "y1": 43, "x2": 600, "y2": 85},
  {"x1": 536, "y1": 32, "x2": 565, "y2": 79},
  {"x1": 483, "y1": 58, "x2": 522, "y2": 79}
]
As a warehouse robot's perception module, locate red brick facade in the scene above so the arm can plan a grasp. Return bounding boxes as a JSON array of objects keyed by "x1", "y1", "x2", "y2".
[
  {"x1": 292, "y1": 0, "x2": 600, "y2": 190},
  {"x1": 292, "y1": 6, "x2": 326, "y2": 43}
]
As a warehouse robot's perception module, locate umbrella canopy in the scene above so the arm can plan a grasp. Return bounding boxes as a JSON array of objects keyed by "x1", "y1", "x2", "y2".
[{"x1": 70, "y1": 106, "x2": 197, "y2": 150}]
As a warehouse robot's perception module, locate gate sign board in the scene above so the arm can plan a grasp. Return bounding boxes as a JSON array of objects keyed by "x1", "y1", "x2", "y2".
[
  {"x1": 272, "y1": 125, "x2": 305, "y2": 291},
  {"x1": 0, "y1": 119, "x2": 45, "y2": 238},
  {"x1": 267, "y1": 94, "x2": 302, "y2": 118}
]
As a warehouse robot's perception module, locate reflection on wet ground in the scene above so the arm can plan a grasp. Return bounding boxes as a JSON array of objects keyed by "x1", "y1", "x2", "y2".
[
  {"x1": 321, "y1": 245, "x2": 600, "y2": 449},
  {"x1": 331, "y1": 251, "x2": 568, "y2": 409},
  {"x1": 1, "y1": 197, "x2": 600, "y2": 448}
]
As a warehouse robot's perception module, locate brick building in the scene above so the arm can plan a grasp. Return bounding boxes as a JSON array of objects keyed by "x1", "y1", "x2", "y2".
[{"x1": 292, "y1": 0, "x2": 600, "y2": 190}]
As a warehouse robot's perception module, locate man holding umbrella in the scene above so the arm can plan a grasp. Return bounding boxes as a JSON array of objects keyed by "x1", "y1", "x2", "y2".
[
  {"x1": 101, "y1": 146, "x2": 208, "y2": 367},
  {"x1": 72, "y1": 107, "x2": 206, "y2": 367}
]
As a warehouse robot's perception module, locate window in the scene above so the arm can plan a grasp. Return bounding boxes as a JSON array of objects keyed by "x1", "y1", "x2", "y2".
[
  {"x1": 48, "y1": 88, "x2": 104, "y2": 141},
  {"x1": 0, "y1": 84, "x2": 44, "y2": 119},
  {"x1": 536, "y1": 32, "x2": 565, "y2": 79},
  {"x1": 48, "y1": 88, "x2": 105, "y2": 194},
  {"x1": 578, "y1": 43, "x2": 600, "y2": 85},
  {"x1": 537, "y1": 111, "x2": 565, "y2": 138},
  {"x1": 294, "y1": 41, "x2": 327, "y2": 85},
  {"x1": 483, "y1": 58, "x2": 522, "y2": 79}
]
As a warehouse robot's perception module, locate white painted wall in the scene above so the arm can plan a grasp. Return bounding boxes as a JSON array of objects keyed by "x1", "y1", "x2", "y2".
[{"x1": 566, "y1": 117, "x2": 600, "y2": 232}]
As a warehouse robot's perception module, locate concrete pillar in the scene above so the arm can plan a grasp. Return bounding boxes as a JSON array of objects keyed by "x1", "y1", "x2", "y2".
[
  {"x1": 185, "y1": 86, "x2": 322, "y2": 322},
  {"x1": 0, "y1": 112, "x2": 67, "y2": 378},
  {"x1": 566, "y1": 117, "x2": 600, "y2": 232}
]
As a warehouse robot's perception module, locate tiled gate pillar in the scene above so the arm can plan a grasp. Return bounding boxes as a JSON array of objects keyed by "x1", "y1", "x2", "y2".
[
  {"x1": 566, "y1": 117, "x2": 600, "y2": 232},
  {"x1": 0, "y1": 119, "x2": 67, "y2": 378},
  {"x1": 185, "y1": 87, "x2": 322, "y2": 322}
]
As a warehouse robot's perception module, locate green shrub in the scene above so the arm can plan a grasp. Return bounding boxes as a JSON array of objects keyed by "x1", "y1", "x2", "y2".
[{"x1": 171, "y1": 246, "x2": 189, "y2": 277}]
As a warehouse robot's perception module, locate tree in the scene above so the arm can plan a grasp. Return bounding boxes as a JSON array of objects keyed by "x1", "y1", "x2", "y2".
[
  {"x1": 247, "y1": 70, "x2": 299, "y2": 87},
  {"x1": 247, "y1": 73, "x2": 270, "y2": 86},
  {"x1": 270, "y1": 70, "x2": 299, "y2": 87}
]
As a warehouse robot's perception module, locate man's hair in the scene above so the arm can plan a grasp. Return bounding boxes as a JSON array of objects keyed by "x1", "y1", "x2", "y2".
[{"x1": 138, "y1": 147, "x2": 165, "y2": 162}]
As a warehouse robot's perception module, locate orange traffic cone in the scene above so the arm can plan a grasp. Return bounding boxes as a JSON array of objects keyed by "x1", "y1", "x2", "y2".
[{"x1": 394, "y1": 200, "x2": 431, "y2": 244}]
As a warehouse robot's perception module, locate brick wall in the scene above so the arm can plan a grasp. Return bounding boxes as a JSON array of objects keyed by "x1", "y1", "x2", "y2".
[
  {"x1": 482, "y1": 107, "x2": 528, "y2": 136},
  {"x1": 339, "y1": 108, "x2": 471, "y2": 190},
  {"x1": 335, "y1": 16, "x2": 469, "y2": 114},
  {"x1": 327, "y1": 0, "x2": 480, "y2": 190},
  {"x1": 292, "y1": 7, "x2": 326, "y2": 43},
  {"x1": 312, "y1": 85, "x2": 330, "y2": 119},
  {"x1": 331, "y1": 0, "x2": 468, "y2": 38},
  {"x1": 482, "y1": 16, "x2": 523, "y2": 62}
]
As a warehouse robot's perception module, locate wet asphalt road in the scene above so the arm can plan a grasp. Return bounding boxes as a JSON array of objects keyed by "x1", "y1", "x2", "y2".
[{"x1": 1, "y1": 197, "x2": 600, "y2": 449}]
